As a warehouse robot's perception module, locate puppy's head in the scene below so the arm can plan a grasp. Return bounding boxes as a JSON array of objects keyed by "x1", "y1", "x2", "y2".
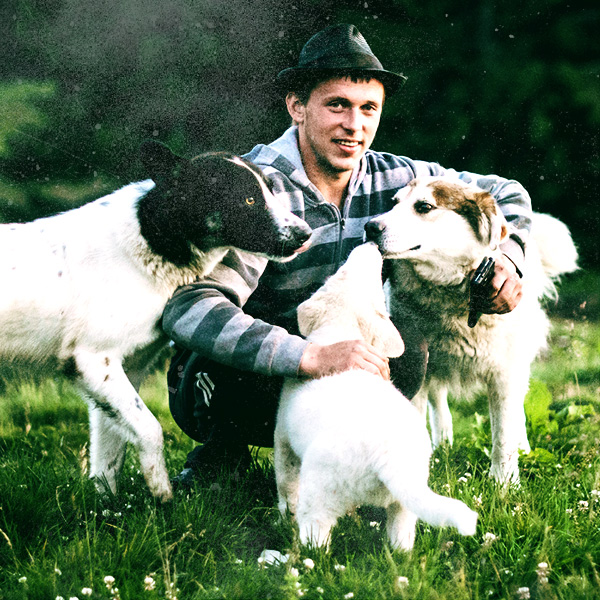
[
  {"x1": 139, "y1": 140, "x2": 311, "y2": 262},
  {"x1": 297, "y1": 243, "x2": 404, "y2": 357},
  {"x1": 365, "y1": 177, "x2": 508, "y2": 274}
]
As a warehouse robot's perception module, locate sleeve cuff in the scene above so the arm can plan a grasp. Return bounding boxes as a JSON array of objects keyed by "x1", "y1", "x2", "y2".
[{"x1": 500, "y1": 237, "x2": 525, "y2": 278}]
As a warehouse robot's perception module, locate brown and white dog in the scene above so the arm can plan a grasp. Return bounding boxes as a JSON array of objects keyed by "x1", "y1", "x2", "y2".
[
  {"x1": 0, "y1": 141, "x2": 311, "y2": 501},
  {"x1": 365, "y1": 177, "x2": 578, "y2": 484}
]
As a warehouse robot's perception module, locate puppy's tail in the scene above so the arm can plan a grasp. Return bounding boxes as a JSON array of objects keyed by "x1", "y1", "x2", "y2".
[{"x1": 380, "y1": 471, "x2": 478, "y2": 535}]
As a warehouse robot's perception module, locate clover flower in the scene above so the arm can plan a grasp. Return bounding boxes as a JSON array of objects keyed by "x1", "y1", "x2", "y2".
[{"x1": 516, "y1": 586, "x2": 530, "y2": 599}]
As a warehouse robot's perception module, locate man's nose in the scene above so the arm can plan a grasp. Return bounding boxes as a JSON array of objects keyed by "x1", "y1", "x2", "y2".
[{"x1": 342, "y1": 108, "x2": 361, "y2": 131}]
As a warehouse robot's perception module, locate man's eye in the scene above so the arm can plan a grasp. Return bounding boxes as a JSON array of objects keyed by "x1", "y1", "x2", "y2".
[{"x1": 414, "y1": 201, "x2": 434, "y2": 214}]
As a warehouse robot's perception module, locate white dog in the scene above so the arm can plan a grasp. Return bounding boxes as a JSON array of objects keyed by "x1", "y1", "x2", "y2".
[
  {"x1": 365, "y1": 177, "x2": 578, "y2": 484},
  {"x1": 0, "y1": 141, "x2": 311, "y2": 501},
  {"x1": 275, "y1": 243, "x2": 478, "y2": 550}
]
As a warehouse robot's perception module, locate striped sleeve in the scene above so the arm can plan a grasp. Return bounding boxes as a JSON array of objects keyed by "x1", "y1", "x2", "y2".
[{"x1": 161, "y1": 249, "x2": 310, "y2": 377}]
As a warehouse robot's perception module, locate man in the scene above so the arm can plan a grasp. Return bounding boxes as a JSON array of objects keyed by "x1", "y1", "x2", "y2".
[{"x1": 163, "y1": 24, "x2": 531, "y2": 486}]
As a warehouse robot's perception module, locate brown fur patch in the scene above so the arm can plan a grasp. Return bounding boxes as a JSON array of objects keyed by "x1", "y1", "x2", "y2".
[{"x1": 429, "y1": 181, "x2": 496, "y2": 242}]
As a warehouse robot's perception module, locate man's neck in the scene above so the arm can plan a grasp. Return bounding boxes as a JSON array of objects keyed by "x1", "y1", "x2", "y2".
[{"x1": 306, "y1": 168, "x2": 351, "y2": 208}]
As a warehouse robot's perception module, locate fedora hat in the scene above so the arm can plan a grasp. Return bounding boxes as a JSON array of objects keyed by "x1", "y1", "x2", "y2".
[{"x1": 277, "y1": 24, "x2": 406, "y2": 97}]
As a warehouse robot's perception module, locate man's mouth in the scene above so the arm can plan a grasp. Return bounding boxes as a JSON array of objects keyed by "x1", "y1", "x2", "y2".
[{"x1": 334, "y1": 139, "x2": 361, "y2": 150}]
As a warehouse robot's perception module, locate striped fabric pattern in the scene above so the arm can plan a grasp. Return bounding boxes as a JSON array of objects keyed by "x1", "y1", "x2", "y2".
[{"x1": 161, "y1": 126, "x2": 532, "y2": 378}]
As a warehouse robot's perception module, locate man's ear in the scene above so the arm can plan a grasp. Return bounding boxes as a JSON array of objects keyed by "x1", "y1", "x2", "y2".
[
  {"x1": 286, "y1": 93, "x2": 306, "y2": 124},
  {"x1": 139, "y1": 140, "x2": 183, "y2": 181}
]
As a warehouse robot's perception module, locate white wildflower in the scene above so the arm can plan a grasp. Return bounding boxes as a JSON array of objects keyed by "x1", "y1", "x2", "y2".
[
  {"x1": 536, "y1": 562, "x2": 550, "y2": 585},
  {"x1": 473, "y1": 494, "x2": 483, "y2": 507},
  {"x1": 81, "y1": 588, "x2": 93, "y2": 597},
  {"x1": 482, "y1": 532, "x2": 497, "y2": 549},
  {"x1": 566, "y1": 508, "x2": 573, "y2": 514},
  {"x1": 258, "y1": 549, "x2": 290, "y2": 566},
  {"x1": 56, "y1": 597, "x2": 65, "y2": 600},
  {"x1": 317, "y1": 587, "x2": 324, "y2": 594},
  {"x1": 516, "y1": 586, "x2": 530, "y2": 599},
  {"x1": 591, "y1": 489, "x2": 600, "y2": 497},
  {"x1": 104, "y1": 575, "x2": 115, "y2": 588},
  {"x1": 18, "y1": 577, "x2": 27, "y2": 584},
  {"x1": 289, "y1": 567, "x2": 299, "y2": 578},
  {"x1": 334, "y1": 563, "x2": 346, "y2": 571},
  {"x1": 303, "y1": 558, "x2": 315, "y2": 570},
  {"x1": 343, "y1": 593, "x2": 354, "y2": 599},
  {"x1": 578, "y1": 500, "x2": 589, "y2": 511},
  {"x1": 396, "y1": 576, "x2": 409, "y2": 588},
  {"x1": 144, "y1": 575, "x2": 156, "y2": 591},
  {"x1": 458, "y1": 476, "x2": 468, "y2": 483}
]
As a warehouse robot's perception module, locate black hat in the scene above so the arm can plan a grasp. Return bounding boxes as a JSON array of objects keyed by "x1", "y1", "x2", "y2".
[{"x1": 277, "y1": 24, "x2": 406, "y2": 97}]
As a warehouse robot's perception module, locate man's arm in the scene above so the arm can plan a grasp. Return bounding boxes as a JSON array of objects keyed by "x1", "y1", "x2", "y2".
[{"x1": 162, "y1": 249, "x2": 390, "y2": 379}]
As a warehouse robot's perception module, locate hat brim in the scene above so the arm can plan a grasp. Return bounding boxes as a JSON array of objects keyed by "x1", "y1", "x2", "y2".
[{"x1": 276, "y1": 66, "x2": 407, "y2": 98}]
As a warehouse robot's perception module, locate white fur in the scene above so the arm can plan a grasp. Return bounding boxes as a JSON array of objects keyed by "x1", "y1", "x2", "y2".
[
  {"x1": 0, "y1": 175, "x2": 307, "y2": 501},
  {"x1": 370, "y1": 177, "x2": 578, "y2": 485},
  {"x1": 275, "y1": 243, "x2": 478, "y2": 550}
]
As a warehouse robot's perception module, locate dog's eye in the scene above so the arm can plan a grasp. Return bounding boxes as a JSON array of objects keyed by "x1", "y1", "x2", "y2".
[
  {"x1": 414, "y1": 201, "x2": 435, "y2": 215},
  {"x1": 245, "y1": 197, "x2": 255, "y2": 206}
]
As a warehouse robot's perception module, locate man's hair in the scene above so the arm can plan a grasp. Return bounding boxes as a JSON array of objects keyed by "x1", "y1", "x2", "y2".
[{"x1": 287, "y1": 70, "x2": 384, "y2": 104}]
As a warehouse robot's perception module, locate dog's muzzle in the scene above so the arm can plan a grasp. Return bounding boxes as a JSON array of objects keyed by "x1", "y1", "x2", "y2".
[{"x1": 364, "y1": 219, "x2": 385, "y2": 244}]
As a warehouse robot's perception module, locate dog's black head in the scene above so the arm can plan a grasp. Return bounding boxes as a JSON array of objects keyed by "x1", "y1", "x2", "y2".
[{"x1": 138, "y1": 141, "x2": 311, "y2": 265}]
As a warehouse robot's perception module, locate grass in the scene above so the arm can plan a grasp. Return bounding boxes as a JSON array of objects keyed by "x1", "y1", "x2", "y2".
[{"x1": 1, "y1": 318, "x2": 600, "y2": 600}]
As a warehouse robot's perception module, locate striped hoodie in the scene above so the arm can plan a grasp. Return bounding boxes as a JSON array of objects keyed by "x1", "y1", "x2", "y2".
[{"x1": 161, "y1": 126, "x2": 532, "y2": 378}]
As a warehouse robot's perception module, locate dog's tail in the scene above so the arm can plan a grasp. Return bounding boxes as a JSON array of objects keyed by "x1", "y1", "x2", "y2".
[
  {"x1": 530, "y1": 213, "x2": 579, "y2": 294},
  {"x1": 380, "y1": 470, "x2": 478, "y2": 535}
]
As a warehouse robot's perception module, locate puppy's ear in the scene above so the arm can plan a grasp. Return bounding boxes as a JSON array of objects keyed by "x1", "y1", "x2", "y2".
[
  {"x1": 359, "y1": 311, "x2": 405, "y2": 358},
  {"x1": 297, "y1": 296, "x2": 326, "y2": 337},
  {"x1": 139, "y1": 140, "x2": 184, "y2": 181}
]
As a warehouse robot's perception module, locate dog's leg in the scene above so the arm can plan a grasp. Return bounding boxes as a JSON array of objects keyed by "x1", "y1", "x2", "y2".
[
  {"x1": 428, "y1": 383, "x2": 453, "y2": 447},
  {"x1": 274, "y1": 433, "x2": 301, "y2": 517},
  {"x1": 295, "y1": 448, "x2": 344, "y2": 549},
  {"x1": 411, "y1": 389, "x2": 429, "y2": 421},
  {"x1": 487, "y1": 372, "x2": 531, "y2": 486},
  {"x1": 386, "y1": 501, "x2": 418, "y2": 551},
  {"x1": 87, "y1": 403, "x2": 127, "y2": 495},
  {"x1": 74, "y1": 349, "x2": 172, "y2": 502}
]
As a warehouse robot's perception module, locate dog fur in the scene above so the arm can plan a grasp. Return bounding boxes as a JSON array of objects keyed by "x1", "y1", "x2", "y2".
[
  {"x1": 275, "y1": 243, "x2": 478, "y2": 550},
  {"x1": 365, "y1": 177, "x2": 578, "y2": 484},
  {"x1": 0, "y1": 141, "x2": 311, "y2": 501}
]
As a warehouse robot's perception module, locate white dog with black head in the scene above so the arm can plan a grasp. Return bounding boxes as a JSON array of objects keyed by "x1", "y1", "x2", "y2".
[{"x1": 0, "y1": 141, "x2": 311, "y2": 501}]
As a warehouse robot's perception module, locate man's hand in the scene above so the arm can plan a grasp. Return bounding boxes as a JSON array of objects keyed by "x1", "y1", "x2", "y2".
[
  {"x1": 481, "y1": 254, "x2": 523, "y2": 314},
  {"x1": 299, "y1": 339, "x2": 390, "y2": 380}
]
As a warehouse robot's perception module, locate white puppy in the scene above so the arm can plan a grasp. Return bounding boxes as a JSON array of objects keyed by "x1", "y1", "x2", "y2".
[
  {"x1": 275, "y1": 243, "x2": 478, "y2": 550},
  {"x1": 0, "y1": 141, "x2": 311, "y2": 501},
  {"x1": 365, "y1": 177, "x2": 578, "y2": 484}
]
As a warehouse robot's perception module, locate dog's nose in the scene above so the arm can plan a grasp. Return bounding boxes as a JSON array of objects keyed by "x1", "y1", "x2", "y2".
[
  {"x1": 364, "y1": 219, "x2": 385, "y2": 241},
  {"x1": 288, "y1": 223, "x2": 312, "y2": 250}
]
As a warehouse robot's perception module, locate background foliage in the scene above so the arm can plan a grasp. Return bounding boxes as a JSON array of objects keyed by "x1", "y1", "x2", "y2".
[{"x1": 1, "y1": 0, "x2": 598, "y2": 271}]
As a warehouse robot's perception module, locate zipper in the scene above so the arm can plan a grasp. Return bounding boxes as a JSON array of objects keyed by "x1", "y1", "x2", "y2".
[{"x1": 323, "y1": 202, "x2": 346, "y2": 271}]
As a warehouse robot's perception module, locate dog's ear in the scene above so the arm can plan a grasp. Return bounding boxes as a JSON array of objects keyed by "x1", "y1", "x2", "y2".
[
  {"x1": 476, "y1": 192, "x2": 509, "y2": 250},
  {"x1": 139, "y1": 140, "x2": 184, "y2": 181},
  {"x1": 359, "y1": 311, "x2": 405, "y2": 358}
]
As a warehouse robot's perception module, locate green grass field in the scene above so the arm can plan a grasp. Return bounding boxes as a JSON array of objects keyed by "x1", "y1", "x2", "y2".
[{"x1": 1, "y1": 318, "x2": 600, "y2": 600}]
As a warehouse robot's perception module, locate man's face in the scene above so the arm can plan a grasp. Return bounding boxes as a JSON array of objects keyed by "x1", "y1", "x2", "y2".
[{"x1": 291, "y1": 77, "x2": 384, "y2": 178}]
